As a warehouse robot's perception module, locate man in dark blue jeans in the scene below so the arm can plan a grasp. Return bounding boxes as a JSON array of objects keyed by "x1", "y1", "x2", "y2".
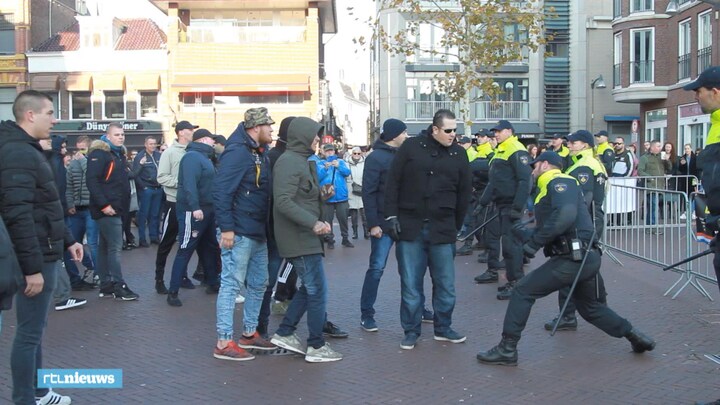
[
  {"x1": 384, "y1": 109, "x2": 472, "y2": 350},
  {"x1": 0, "y1": 90, "x2": 84, "y2": 405},
  {"x1": 132, "y1": 136, "x2": 163, "y2": 247}
]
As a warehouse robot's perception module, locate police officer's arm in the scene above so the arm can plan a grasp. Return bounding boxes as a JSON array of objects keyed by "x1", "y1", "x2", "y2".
[
  {"x1": 384, "y1": 141, "x2": 410, "y2": 219},
  {"x1": 569, "y1": 166, "x2": 594, "y2": 209},
  {"x1": 511, "y1": 150, "x2": 532, "y2": 211},
  {"x1": 528, "y1": 179, "x2": 578, "y2": 249},
  {"x1": 455, "y1": 158, "x2": 473, "y2": 229},
  {"x1": 362, "y1": 154, "x2": 383, "y2": 228}
]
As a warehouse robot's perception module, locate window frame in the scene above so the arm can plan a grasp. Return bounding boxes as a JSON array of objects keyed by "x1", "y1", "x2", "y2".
[
  {"x1": 70, "y1": 91, "x2": 93, "y2": 120},
  {"x1": 630, "y1": 27, "x2": 655, "y2": 84},
  {"x1": 138, "y1": 91, "x2": 159, "y2": 118},
  {"x1": 102, "y1": 91, "x2": 126, "y2": 120}
]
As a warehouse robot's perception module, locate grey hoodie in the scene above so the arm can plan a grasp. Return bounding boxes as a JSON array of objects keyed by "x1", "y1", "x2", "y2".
[{"x1": 272, "y1": 117, "x2": 325, "y2": 258}]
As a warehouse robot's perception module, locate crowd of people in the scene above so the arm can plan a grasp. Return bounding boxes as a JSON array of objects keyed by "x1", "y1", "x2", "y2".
[{"x1": 2, "y1": 63, "x2": 720, "y2": 404}]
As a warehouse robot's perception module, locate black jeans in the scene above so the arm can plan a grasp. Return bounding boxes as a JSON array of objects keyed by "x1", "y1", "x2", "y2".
[
  {"x1": 321, "y1": 200, "x2": 350, "y2": 241},
  {"x1": 481, "y1": 205, "x2": 502, "y2": 269},
  {"x1": 12, "y1": 261, "x2": 57, "y2": 404},
  {"x1": 349, "y1": 208, "x2": 367, "y2": 234},
  {"x1": 96, "y1": 216, "x2": 125, "y2": 286},
  {"x1": 499, "y1": 207, "x2": 523, "y2": 282},
  {"x1": 503, "y1": 251, "x2": 632, "y2": 340}
]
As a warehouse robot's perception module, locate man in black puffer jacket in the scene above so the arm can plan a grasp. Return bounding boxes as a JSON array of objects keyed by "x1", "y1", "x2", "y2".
[{"x1": 0, "y1": 90, "x2": 84, "y2": 405}]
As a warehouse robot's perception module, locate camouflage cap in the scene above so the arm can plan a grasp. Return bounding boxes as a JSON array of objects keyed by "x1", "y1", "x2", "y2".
[{"x1": 243, "y1": 107, "x2": 275, "y2": 129}]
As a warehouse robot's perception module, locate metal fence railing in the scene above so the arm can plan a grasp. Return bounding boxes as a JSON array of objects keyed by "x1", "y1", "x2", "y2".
[{"x1": 603, "y1": 175, "x2": 715, "y2": 300}]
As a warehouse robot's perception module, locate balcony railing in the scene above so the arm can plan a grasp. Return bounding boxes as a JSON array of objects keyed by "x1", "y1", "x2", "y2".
[
  {"x1": 698, "y1": 46, "x2": 712, "y2": 73},
  {"x1": 473, "y1": 101, "x2": 529, "y2": 121},
  {"x1": 630, "y1": 60, "x2": 654, "y2": 84},
  {"x1": 678, "y1": 53, "x2": 691, "y2": 81},
  {"x1": 186, "y1": 25, "x2": 306, "y2": 44},
  {"x1": 405, "y1": 100, "x2": 458, "y2": 121},
  {"x1": 613, "y1": 63, "x2": 621, "y2": 87}
]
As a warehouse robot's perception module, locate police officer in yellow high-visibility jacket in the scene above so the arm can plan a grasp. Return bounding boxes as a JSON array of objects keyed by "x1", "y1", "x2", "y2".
[
  {"x1": 479, "y1": 120, "x2": 531, "y2": 300},
  {"x1": 594, "y1": 130, "x2": 615, "y2": 175},
  {"x1": 684, "y1": 66, "x2": 720, "y2": 297},
  {"x1": 548, "y1": 133, "x2": 570, "y2": 169},
  {"x1": 543, "y1": 129, "x2": 609, "y2": 331}
]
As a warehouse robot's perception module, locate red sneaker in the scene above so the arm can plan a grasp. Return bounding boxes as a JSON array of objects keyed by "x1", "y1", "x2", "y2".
[
  {"x1": 237, "y1": 331, "x2": 277, "y2": 351},
  {"x1": 213, "y1": 341, "x2": 255, "y2": 361}
]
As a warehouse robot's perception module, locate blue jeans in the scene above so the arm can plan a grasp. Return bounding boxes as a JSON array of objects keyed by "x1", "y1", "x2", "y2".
[
  {"x1": 275, "y1": 254, "x2": 327, "y2": 349},
  {"x1": 12, "y1": 261, "x2": 57, "y2": 404},
  {"x1": 360, "y1": 234, "x2": 394, "y2": 320},
  {"x1": 258, "y1": 236, "x2": 283, "y2": 334},
  {"x1": 96, "y1": 216, "x2": 124, "y2": 287},
  {"x1": 137, "y1": 187, "x2": 163, "y2": 242},
  {"x1": 397, "y1": 224, "x2": 456, "y2": 336},
  {"x1": 64, "y1": 209, "x2": 98, "y2": 283},
  {"x1": 169, "y1": 211, "x2": 220, "y2": 293},
  {"x1": 216, "y1": 232, "x2": 268, "y2": 339},
  {"x1": 646, "y1": 192, "x2": 658, "y2": 225}
]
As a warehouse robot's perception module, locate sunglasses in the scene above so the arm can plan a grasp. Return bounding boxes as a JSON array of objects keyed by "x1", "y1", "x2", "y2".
[
  {"x1": 352, "y1": 153, "x2": 362, "y2": 155},
  {"x1": 442, "y1": 128, "x2": 457, "y2": 134}
]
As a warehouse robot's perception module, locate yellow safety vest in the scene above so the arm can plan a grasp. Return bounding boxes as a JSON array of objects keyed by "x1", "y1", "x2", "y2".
[
  {"x1": 535, "y1": 169, "x2": 578, "y2": 204},
  {"x1": 566, "y1": 148, "x2": 607, "y2": 176},
  {"x1": 491, "y1": 136, "x2": 525, "y2": 162},
  {"x1": 476, "y1": 142, "x2": 493, "y2": 158},
  {"x1": 708, "y1": 109, "x2": 720, "y2": 146},
  {"x1": 596, "y1": 141, "x2": 613, "y2": 158}
]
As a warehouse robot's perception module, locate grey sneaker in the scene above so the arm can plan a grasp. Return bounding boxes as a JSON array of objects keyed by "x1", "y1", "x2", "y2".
[
  {"x1": 270, "y1": 333, "x2": 306, "y2": 355},
  {"x1": 400, "y1": 333, "x2": 419, "y2": 350},
  {"x1": 434, "y1": 329, "x2": 467, "y2": 343},
  {"x1": 305, "y1": 343, "x2": 343, "y2": 363}
]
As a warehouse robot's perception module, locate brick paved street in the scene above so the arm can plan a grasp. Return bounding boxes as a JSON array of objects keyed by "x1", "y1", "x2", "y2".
[{"x1": 1, "y1": 233, "x2": 719, "y2": 404}]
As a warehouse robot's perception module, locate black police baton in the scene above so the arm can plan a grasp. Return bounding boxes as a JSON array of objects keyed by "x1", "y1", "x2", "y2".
[
  {"x1": 457, "y1": 213, "x2": 499, "y2": 242},
  {"x1": 551, "y1": 227, "x2": 597, "y2": 336},
  {"x1": 662, "y1": 249, "x2": 714, "y2": 271}
]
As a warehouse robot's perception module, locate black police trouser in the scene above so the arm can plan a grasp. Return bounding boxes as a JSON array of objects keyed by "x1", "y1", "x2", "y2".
[
  {"x1": 557, "y1": 272, "x2": 607, "y2": 318},
  {"x1": 498, "y1": 207, "x2": 523, "y2": 282},
  {"x1": 482, "y1": 205, "x2": 502, "y2": 270},
  {"x1": 503, "y1": 251, "x2": 632, "y2": 340}
]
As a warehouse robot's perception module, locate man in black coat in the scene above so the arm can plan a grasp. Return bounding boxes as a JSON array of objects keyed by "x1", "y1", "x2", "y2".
[
  {"x1": 0, "y1": 90, "x2": 84, "y2": 405},
  {"x1": 385, "y1": 109, "x2": 472, "y2": 350}
]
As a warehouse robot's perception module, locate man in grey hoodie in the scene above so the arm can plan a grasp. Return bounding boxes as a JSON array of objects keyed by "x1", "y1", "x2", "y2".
[{"x1": 269, "y1": 117, "x2": 343, "y2": 363}]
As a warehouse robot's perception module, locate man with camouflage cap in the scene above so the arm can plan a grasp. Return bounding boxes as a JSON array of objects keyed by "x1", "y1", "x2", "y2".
[{"x1": 212, "y1": 107, "x2": 277, "y2": 361}]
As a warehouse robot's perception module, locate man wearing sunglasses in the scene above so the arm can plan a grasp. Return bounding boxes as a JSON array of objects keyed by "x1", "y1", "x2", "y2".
[
  {"x1": 478, "y1": 120, "x2": 532, "y2": 300},
  {"x1": 384, "y1": 109, "x2": 472, "y2": 350}
]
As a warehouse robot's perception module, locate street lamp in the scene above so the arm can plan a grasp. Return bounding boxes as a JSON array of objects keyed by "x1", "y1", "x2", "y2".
[
  {"x1": 590, "y1": 75, "x2": 606, "y2": 133},
  {"x1": 665, "y1": 0, "x2": 679, "y2": 15}
]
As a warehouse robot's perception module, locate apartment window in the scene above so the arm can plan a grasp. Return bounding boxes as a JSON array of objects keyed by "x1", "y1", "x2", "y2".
[
  {"x1": 0, "y1": 14, "x2": 15, "y2": 54},
  {"x1": 630, "y1": 0, "x2": 653, "y2": 12},
  {"x1": 546, "y1": 29, "x2": 569, "y2": 58},
  {"x1": 0, "y1": 88, "x2": 14, "y2": 119},
  {"x1": 613, "y1": 0, "x2": 622, "y2": 18},
  {"x1": 139, "y1": 91, "x2": 158, "y2": 117},
  {"x1": 103, "y1": 91, "x2": 125, "y2": 119},
  {"x1": 678, "y1": 19, "x2": 691, "y2": 80},
  {"x1": 646, "y1": 108, "x2": 667, "y2": 144},
  {"x1": 216, "y1": 93, "x2": 304, "y2": 104},
  {"x1": 630, "y1": 28, "x2": 654, "y2": 83},
  {"x1": 181, "y1": 93, "x2": 213, "y2": 107},
  {"x1": 71, "y1": 92, "x2": 92, "y2": 119},
  {"x1": 410, "y1": 23, "x2": 459, "y2": 64},
  {"x1": 698, "y1": 11, "x2": 712, "y2": 73},
  {"x1": 614, "y1": 32, "x2": 622, "y2": 87}
]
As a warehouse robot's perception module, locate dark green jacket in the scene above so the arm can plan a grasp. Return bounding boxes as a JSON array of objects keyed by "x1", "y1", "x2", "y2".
[{"x1": 272, "y1": 117, "x2": 324, "y2": 258}]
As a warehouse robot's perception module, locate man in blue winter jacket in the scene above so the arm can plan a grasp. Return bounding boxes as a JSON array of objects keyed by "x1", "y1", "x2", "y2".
[
  {"x1": 318, "y1": 143, "x2": 352, "y2": 248},
  {"x1": 166, "y1": 129, "x2": 221, "y2": 307}
]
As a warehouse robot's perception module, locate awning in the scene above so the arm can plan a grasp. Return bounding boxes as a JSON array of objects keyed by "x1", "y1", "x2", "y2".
[
  {"x1": 172, "y1": 73, "x2": 310, "y2": 92},
  {"x1": 513, "y1": 123, "x2": 544, "y2": 134},
  {"x1": 92, "y1": 73, "x2": 125, "y2": 91},
  {"x1": 131, "y1": 73, "x2": 161, "y2": 91},
  {"x1": 65, "y1": 74, "x2": 93, "y2": 92},
  {"x1": 604, "y1": 115, "x2": 640, "y2": 122},
  {"x1": 29, "y1": 75, "x2": 59, "y2": 91}
]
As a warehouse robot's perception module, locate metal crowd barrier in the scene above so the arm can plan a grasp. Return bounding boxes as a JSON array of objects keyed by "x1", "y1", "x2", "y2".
[{"x1": 603, "y1": 175, "x2": 715, "y2": 300}]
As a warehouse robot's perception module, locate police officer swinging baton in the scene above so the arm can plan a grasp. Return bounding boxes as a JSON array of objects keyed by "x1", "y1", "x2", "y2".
[
  {"x1": 457, "y1": 213, "x2": 499, "y2": 242},
  {"x1": 550, "y1": 226, "x2": 597, "y2": 336}
]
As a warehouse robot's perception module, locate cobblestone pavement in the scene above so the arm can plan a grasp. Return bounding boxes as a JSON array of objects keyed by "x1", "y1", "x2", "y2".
[{"x1": 0, "y1": 233, "x2": 718, "y2": 404}]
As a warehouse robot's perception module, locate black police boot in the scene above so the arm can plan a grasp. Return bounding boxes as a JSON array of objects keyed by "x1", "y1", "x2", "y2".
[
  {"x1": 457, "y1": 240, "x2": 474, "y2": 256},
  {"x1": 496, "y1": 280, "x2": 517, "y2": 300},
  {"x1": 625, "y1": 328, "x2": 656, "y2": 353},
  {"x1": 543, "y1": 314, "x2": 578, "y2": 331},
  {"x1": 474, "y1": 269, "x2": 498, "y2": 284},
  {"x1": 477, "y1": 251, "x2": 488, "y2": 263},
  {"x1": 476, "y1": 335, "x2": 519, "y2": 366}
]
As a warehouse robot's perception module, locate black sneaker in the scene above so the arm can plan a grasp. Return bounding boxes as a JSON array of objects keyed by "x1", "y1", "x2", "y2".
[
  {"x1": 155, "y1": 280, "x2": 168, "y2": 294},
  {"x1": 138, "y1": 240, "x2": 150, "y2": 248},
  {"x1": 113, "y1": 283, "x2": 139, "y2": 301},
  {"x1": 71, "y1": 280, "x2": 96, "y2": 291},
  {"x1": 98, "y1": 283, "x2": 115, "y2": 298},
  {"x1": 341, "y1": 238, "x2": 354, "y2": 248},
  {"x1": 167, "y1": 292, "x2": 182, "y2": 307},
  {"x1": 180, "y1": 277, "x2": 196, "y2": 289},
  {"x1": 323, "y1": 321, "x2": 349, "y2": 338}
]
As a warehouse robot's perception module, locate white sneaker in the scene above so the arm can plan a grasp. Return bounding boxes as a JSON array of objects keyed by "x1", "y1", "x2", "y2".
[
  {"x1": 305, "y1": 343, "x2": 343, "y2": 363},
  {"x1": 55, "y1": 297, "x2": 87, "y2": 311},
  {"x1": 36, "y1": 389, "x2": 71, "y2": 405},
  {"x1": 235, "y1": 294, "x2": 245, "y2": 304},
  {"x1": 680, "y1": 213, "x2": 687, "y2": 220}
]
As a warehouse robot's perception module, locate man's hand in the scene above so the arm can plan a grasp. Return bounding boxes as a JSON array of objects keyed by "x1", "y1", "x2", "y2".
[
  {"x1": 509, "y1": 208, "x2": 524, "y2": 221},
  {"x1": 220, "y1": 231, "x2": 235, "y2": 249},
  {"x1": 24, "y1": 273, "x2": 44, "y2": 297},
  {"x1": 387, "y1": 217, "x2": 401, "y2": 241},
  {"x1": 101, "y1": 205, "x2": 116, "y2": 216},
  {"x1": 370, "y1": 226, "x2": 383, "y2": 238},
  {"x1": 332, "y1": 160, "x2": 339, "y2": 167},
  {"x1": 67, "y1": 242, "x2": 84, "y2": 262},
  {"x1": 140, "y1": 156, "x2": 147, "y2": 165},
  {"x1": 313, "y1": 221, "x2": 331, "y2": 235},
  {"x1": 522, "y1": 243, "x2": 538, "y2": 259},
  {"x1": 67, "y1": 207, "x2": 76, "y2": 216},
  {"x1": 192, "y1": 209, "x2": 204, "y2": 221}
]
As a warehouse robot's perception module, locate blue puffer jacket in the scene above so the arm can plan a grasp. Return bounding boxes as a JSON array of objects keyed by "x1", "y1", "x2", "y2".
[
  {"x1": 176, "y1": 142, "x2": 216, "y2": 213},
  {"x1": 317, "y1": 156, "x2": 351, "y2": 203},
  {"x1": 213, "y1": 123, "x2": 271, "y2": 241}
]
